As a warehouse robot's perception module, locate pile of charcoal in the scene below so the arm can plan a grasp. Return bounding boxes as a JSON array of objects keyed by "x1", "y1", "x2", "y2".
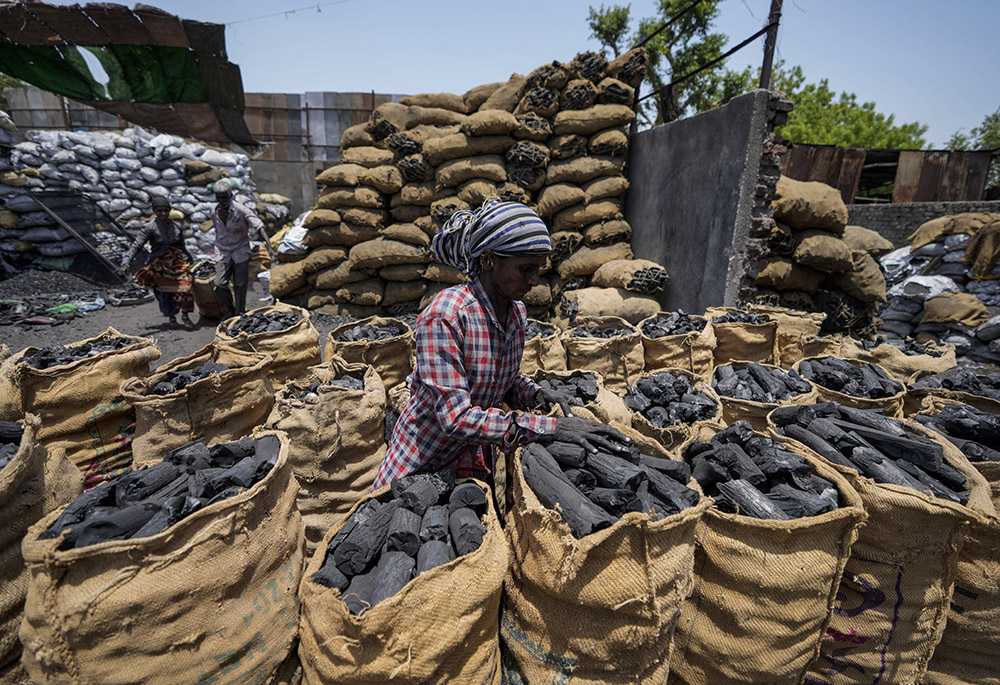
[
  {"x1": 222, "y1": 311, "x2": 303, "y2": 337},
  {"x1": 311, "y1": 471, "x2": 486, "y2": 614},
  {"x1": 334, "y1": 324, "x2": 403, "y2": 342},
  {"x1": 909, "y1": 367, "x2": 1000, "y2": 401},
  {"x1": 683, "y1": 421, "x2": 839, "y2": 520},
  {"x1": 641, "y1": 311, "x2": 705, "y2": 338},
  {"x1": 914, "y1": 403, "x2": 1000, "y2": 462},
  {"x1": 191, "y1": 261, "x2": 216, "y2": 279},
  {"x1": 771, "y1": 402, "x2": 969, "y2": 504},
  {"x1": 521, "y1": 436, "x2": 699, "y2": 538},
  {"x1": 624, "y1": 372, "x2": 718, "y2": 428},
  {"x1": 145, "y1": 361, "x2": 229, "y2": 395},
  {"x1": 21, "y1": 337, "x2": 134, "y2": 370},
  {"x1": 525, "y1": 320, "x2": 557, "y2": 339},
  {"x1": 535, "y1": 373, "x2": 599, "y2": 405},
  {"x1": 37, "y1": 435, "x2": 280, "y2": 550},
  {"x1": 385, "y1": 409, "x2": 400, "y2": 444},
  {"x1": 712, "y1": 363, "x2": 812, "y2": 403},
  {"x1": 710, "y1": 310, "x2": 770, "y2": 325},
  {"x1": 0, "y1": 421, "x2": 23, "y2": 471},
  {"x1": 856, "y1": 337, "x2": 945, "y2": 358},
  {"x1": 569, "y1": 324, "x2": 633, "y2": 339},
  {"x1": 291, "y1": 376, "x2": 364, "y2": 400},
  {"x1": 797, "y1": 357, "x2": 903, "y2": 399}
]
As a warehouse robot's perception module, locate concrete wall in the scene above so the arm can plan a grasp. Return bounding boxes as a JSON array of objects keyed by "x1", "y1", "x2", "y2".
[
  {"x1": 847, "y1": 200, "x2": 1000, "y2": 247},
  {"x1": 625, "y1": 90, "x2": 771, "y2": 313},
  {"x1": 249, "y1": 160, "x2": 320, "y2": 221}
]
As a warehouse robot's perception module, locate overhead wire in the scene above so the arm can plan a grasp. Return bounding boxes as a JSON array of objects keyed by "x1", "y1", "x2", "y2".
[
  {"x1": 225, "y1": 0, "x2": 357, "y2": 27},
  {"x1": 633, "y1": 0, "x2": 705, "y2": 49}
]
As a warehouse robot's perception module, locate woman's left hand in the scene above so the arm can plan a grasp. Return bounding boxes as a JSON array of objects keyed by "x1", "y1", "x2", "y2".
[{"x1": 536, "y1": 387, "x2": 583, "y2": 417}]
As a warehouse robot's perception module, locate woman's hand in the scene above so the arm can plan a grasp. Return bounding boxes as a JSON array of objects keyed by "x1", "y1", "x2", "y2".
[
  {"x1": 536, "y1": 387, "x2": 582, "y2": 417},
  {"x1": 553, "y1": 416, "x2": 631, "y2": 455}
]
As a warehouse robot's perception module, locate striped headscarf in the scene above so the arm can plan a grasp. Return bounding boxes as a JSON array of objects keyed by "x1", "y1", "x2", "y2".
[{"x1": 431, "y1": 198, "x2": 551, "y2": 276}]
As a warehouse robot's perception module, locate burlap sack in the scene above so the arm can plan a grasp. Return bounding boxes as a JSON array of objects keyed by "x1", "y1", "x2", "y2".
[
  {"x1": 552, "y1": 104, "x2": 635, "y2": 135},
  {"x1": 316, "y1": 163, "x2": 365, "y2": 187},
  {"x1": 559, "y1": 286, "x2": 660, "y2": 325},
  {"x1": 714, "y1": 361, "x2": 818, "y2": 432},
  {"x1": 389, "y1": 205, "x2": 427, "y2": 223},
  {"x1": 325, "y1": 316, "x2": 415, "y2": 390},
  {"x1": 640, "y1": 314, "x2": 716, "y2": 378},
  {"x1": 747, "y1": 304, "x2": 827, "y2": 369},
  {"x1": 314, "y1": 261, "x2": 374, "y2": 290},
  {"x1": 394, "y1": 182, "x2": 446, "y2": 207},
  {"x1": 591, "y1": 258, "x2": 667, "y2": 293},
  {"x1": 318, "y1": 186, "x2": 385, "y2": 210},
  {"x1": 0, "y1": 345, "x2": 31, "y2": 421},
  {"x1": 536, "y1": 183, "x2": 585, "y2": 217},
  {"x1": 267, "y1": 358, "x2": 386, "y2": 555},
  {"x1": 340, "y1": 207, "x2": 391, "y2": 228},
  {"x1": 435, "y1": 155, "x2": 508, "y2": 188},
  {"x1": 756, "y1": 257, "x2": 824, "y2": 292},
  {"x1": 704, "y1": 309, "x2": 779, "y2": 366},
  {"x1": 380, "y1": 263, "x2": 427, "y2": 281},
  {"x1": 188, "y1": 261, "x2": 229, "y2": 319},
  {"x1": 270, "y1": 260, "x2": 309, "y2": 298},
  {"x1": 588, "y1": 128, "x2": 628, "y2": 155},
  {"x1": 607, "y1": 47, "x2": 648, "y2": 88},
  {"x1": 552, "y1": 200, "x2": 622, "y2": 232},
  {"x1": 303, "y1": 208, "x2": 342, "y2": 228},
  {"x1": 461, "y1": 109, "x2": 518, "y2": 136},
  {"x1": 582, "y1": 175, "x2": 629, "y2": 204},
  {"x1": 457, "y1": 180, "x2": 498, "y2": 206},
  {"x1": 785, "y1": 420, "x2": 996, "y2": 685},
  {"x1": 902, "y1": 375, "x2": 1000, "y2": 418},
  {"x1": 342, "y1": 146, "x2": 395, "y2": 168},
  {"x1": 400, "y1": 92, "x2": 466, "y2": 112},
  {"x1": 358, "y1": 165, "x2": 404, "y2": 194},
  {"x1": 771, "y1": 176, "x2": 848, "y2": 234},
  {"x1": 15, "y1": 328, "x2": 160, "y2": 488},
  {"x1": 383, "y1": 280, "x2": 427, "y2": 306},
  {"x1": 0, "y1": 416, "x2": 81, "y2": 675},
  {"x1": 628, "y1": 367, "x2": 725, "y2": 452},
  {"x1": 546, "y1": 156, "x2": 625, "y2": 184},
  {"x1": 549, "y1": 134, "x2": 588, "y2": 160},
  {"x1": 558, "y1": 244, "x2": 634, "y2": 279},
  {"x1": 336, "y1": 277, "x2": 385, "y2": 306},
  {"x1": 826, "y1": 251, "x2": 887, "y2": 303},
  {"x1": 301, "y1": 246, "x2": 347, "y2": 274},
  {"x1": 561, "y1": 316, "x2": 644, "y2": 394},
  {"x1": 503, "y1": 426, "x2": 712, "y2": 683},
  {"x1": 583, "y1": 219, "x2": 631, "y2": 246},
  {"x1": 121, "y1": 343, "x2": 274, "y2": 467},
  {"x1": 523, "y1": 282, "x2": 552, "y2": 307},
  {"x1": 670, "y1": 433, "x2": 866, "y2": 685},
  {"x1": 349, "y1": 238, "x2": 428, "y2": 270},
  {"x1": 532, "y1": 368, "x2": 630, "y2": 426},
  {"x1": 519, "y1": 320, "x2": 567, "y2": 376},
  {"x1": 20, "y1": 430, "x2": 304, "y2": 685},
  {"x1": 922, "y1": 292, "x2": 989, "y2": 328},
  {"x1": 838, "y1": 337, "x2": 955, "y2": 385},
  {"x1": 792, "y1": 229, "x2": 854, "y2": 272},
  {"x1": 792, "y1": 355, "x2": 905, "y2": 418},
  {"x1": 215, "y1": 303, "x2": 321, "y2": 388},
  {"x1": 298, "y1": 479, "x2": 508, "y2": 684},
  {"x1": 340, "y1": 124, "x2": 373, "y2": 149},
  {"x1": 465, "y1": 81, "x2": 505, "y2": 112},
  {"x1": 423, "y1": 133, "x2": 514, "y2": 167},
  {"x1": 841, "y1": 225, "x2": 894, "y2": 259}
]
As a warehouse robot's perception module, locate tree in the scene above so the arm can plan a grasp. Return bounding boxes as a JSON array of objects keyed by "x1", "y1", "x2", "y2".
[
  {"x1": 588, "y1": 0, "x2": 733, "y2": 127},
  {"x1": 949, "y1": 107, "x2": 1000, "y2": 189}
]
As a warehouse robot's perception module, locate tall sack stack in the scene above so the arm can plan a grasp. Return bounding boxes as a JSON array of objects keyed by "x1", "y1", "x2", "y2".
[
  {"x1": 756, "y1": 176, "x2": 887, "y2": 337},
  {"x1": 274, "y1": 47, "x2": 669, "y2": 319}
]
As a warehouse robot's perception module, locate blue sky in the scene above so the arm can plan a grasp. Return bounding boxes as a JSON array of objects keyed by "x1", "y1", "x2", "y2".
[{"x1": 43, "y1": 1, "x2": 1000, "y2": 148}]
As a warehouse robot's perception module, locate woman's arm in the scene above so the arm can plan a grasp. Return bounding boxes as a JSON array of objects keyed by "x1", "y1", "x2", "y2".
[{"x1": 120, "y1": 223, "x2": 153, "y2": 268}]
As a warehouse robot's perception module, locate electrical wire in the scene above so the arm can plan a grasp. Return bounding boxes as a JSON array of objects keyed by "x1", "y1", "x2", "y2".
[
  {"x1": 633, "y1": 0, "x2": 706, "y2": 49},
  {"x1": 226, "y1": 0, "x2": 357, "y2": 27}
]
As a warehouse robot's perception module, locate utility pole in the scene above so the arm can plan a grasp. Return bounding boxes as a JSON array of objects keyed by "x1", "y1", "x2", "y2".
[{"x1": 758, "y1": 0, "x2": 783, "y2": 90}]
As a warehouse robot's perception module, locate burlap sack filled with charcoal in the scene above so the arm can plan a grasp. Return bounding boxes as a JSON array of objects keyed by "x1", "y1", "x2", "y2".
[
  {"x1": 771, "y1": 176, "x2": 848, "y2": 234},
  {"x1": 902, "y1": 367, "x2": 1000, "y2": 417},
  {"x1": 20, "y1": 431, "x2": 304, "y2": 685},
  {"x1": 532, "y1": 368, "x2": 631, "y2": 427},
  {"x1": 704, "y1": 308, "x2": 779, "y2": 366},
  {"x1": 560, "y1": 316, "x2": 644, "y2": 394},
  {"x1": 121, "y1": 344, "x2": 273, "y2": 467},
  {"x1": 215, "y1": 303, "x2": 321, "y2": 388},
  {"x1": 624, "y1": 368, "x2": 725, "y2": 452},
  {"x1": 0, "y1": 416, "x2": 81, "y2": 678},
  {"x1": 711, "y1": 361, "x2": 817, "y2": 431},
  {"x1": 324, "y1": 316, "x2": 414, "y2": 391},
  {"x1": 189, "y1": 260, "x2": 230, "y2": 320},
  {"x1": 502, "y1": 426, "x2": 712, "y2": 683},
  {"x1": 639, "y1": 312, "x2": 716, "y2": 378},
  {"x1": 267, "y1": 358, "x2": 387, "y2": 555},
  {"x1": 558, "y1": 286, "x2": 660, "y2": 325},
  {"x1": 765, "y1": 405, "x2": 995, "y2": 685},
  {"x1": 840, "y1": 339, "x2": 956, "y2": 389},
  {"x1": 669, "y1": 424, "x2": 866, "y2": 685},
  {"x1": 591, "y1": 258, "x2": 669, "y2": 294},
  {"x1": 14, "y1": 328, "x2": 160, "y2": 488},
  {"x1": 298, "y1": 478, "x2": 508, "y2": 684},
  {"x1": 0, "y1": 345, "x2": 31, "y2": 421},
  {"x1": 745, "y1": 304, "x2": 827, "y2": 369},
  {"x1": 519, "y1": 319, "x2": 567, "y2": 376},
  {"x1": 792, "y1": 355, "x2": 906, "y2": 418}
]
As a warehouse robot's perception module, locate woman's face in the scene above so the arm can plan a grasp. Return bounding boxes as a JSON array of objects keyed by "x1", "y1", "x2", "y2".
[
  {"x1": 490, "y1": 254, "x2": 547, "y2": 301},
  {"x1": 153, "y1": 205, "x2": 170, "y2": 221}
]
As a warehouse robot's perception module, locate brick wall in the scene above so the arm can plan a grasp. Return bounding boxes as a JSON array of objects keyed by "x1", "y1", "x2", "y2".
[{"x1": 847, "y1": 201, "x2": 1000, "y2": 247}]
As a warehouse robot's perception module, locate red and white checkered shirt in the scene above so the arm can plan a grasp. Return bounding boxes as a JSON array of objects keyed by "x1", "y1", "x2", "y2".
[{"x1": 372, "y1": 279, "x2": 557, "y2": 488}]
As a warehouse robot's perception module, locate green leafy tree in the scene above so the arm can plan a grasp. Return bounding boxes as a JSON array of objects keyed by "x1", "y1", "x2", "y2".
[{"x1": 949, "y1": 107, "x2": 1000, "y2": 189}]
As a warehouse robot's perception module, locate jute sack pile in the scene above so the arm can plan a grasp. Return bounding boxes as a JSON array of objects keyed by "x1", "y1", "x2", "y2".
[
  {"x1": 266, "y1": 358, "x2": 387, "y2": 555},
  {"x1": 519, "y1": 320, "x2": 567, "y2": 376},
  {"x1": 215, "y1": 302, "x2": 321, "y2": 388},
  {"x1": 502, "y1": 425, "x2": 712, "y2": 683},
  {"x1": 628, "y1": 367, "x2": 725, "y2": 452},
  {"x1": 669, "y1": 432, "x2": 865, "y2": 685},
  {"x1": 839, "y1": 338, "x2": 957, "y2": 387},
  {"x1": 0, "y1": 416, "x2": 82, "y2": 678},
  {"x1": 298, "y1": 479, "x2": 508, "y2": 684},
  {"x1": 531, "y1": 368, "x2": 630, "y2": 426},
  {"x1": 120, "y1": 343, "x2": 274, "y2": 467},
  {"x1": 561, "y1": 315, "x2": 644, "y2": 394},
  {"x1": 773, "y1": 419, "x2": 996, "y2": 685},
  {"x1": 704, "y1": 307, "x2": 779, "y2": 366},
  {"x1": 324, "y1": 315, "x2": 414, "y2": 390},
  {"x1": 20, "y1": 430, "x2": 305, "y2": 685},
  {"x1": 746, "y1": 304, "x2": 826, "y2": 368},
  {"x1": 0, "y1": 344, "x2": 32, "y2": 421},
  {"x1": 639, "y1": 314, "x2": 716, "y2": 378},
  {"x1": 791, "y1": 355, "x2": 906, "y2": 418},
  {"x1": 15, "y1": 327, "x2": 160, "y2": 488},
  {"x1": 714, "y1": 361, "x2": 818, "y2": 431}
]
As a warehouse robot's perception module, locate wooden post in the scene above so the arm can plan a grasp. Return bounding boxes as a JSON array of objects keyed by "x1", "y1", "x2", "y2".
[{"x1": 759, "y1": 0, "x2": 783, "y2": 90}]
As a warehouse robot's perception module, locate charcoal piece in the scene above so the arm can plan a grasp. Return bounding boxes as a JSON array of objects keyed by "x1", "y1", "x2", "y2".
[
  {"x1": 334, "y1": 500, "x2": 399, "y2": 575},
  {"x1": 329, "y1": 376, "x2": 364, "y2": 391},
  {"x1": 391, "y1": 472, "x2": 453, "y2": 515},
  {"x1": 223, "y1": 311, "x2": 303, "y2": 337},
  {"x1": 253, "y1": 435, "x2": 281, "y2": 467},
  {"x1": 713, "y1": 366, "x2": 740, "y2": 396},
  {"x1": 689, "y1": 454, "x2": 731, "y2": 491},
  {"x1": 342, "y1": 570, "x2": 377, "y2": 615},
  {"x1": 685, "y1": 440, "x2": 715, "y2": 458},
  {"x1": 624, "y1": 387, "x2": 652, "y2": 413},
  {"x1": 166, "y1": 439, "x2": 213, "y2": 471},
  {"x1": 417, "y1": 539, "x2": 455, "y2": 574},
  {"x1": 780, "y1": 424, "x2": 857, "y2": 470},
  {"x1": 714, "y1": 421, "x2": 754, "y2": 446},
  {"x1": 521, "y1": 443, "x2": 615, "y2": 538},
  {"x1": 710, "y1": 310, "x2": 769, "y2": 325},
  {"x1": 67, "y1": 503, "x2": 161, "y2": 549},
  {"x1": 328, "y1": 500, "x2": 376, "y2": 555},
  {"x1": 208, "y1": 485, "x2": 245, "y2": 505},
  {"x1": 449, "y1": 507, "x2": 486, "y2": 556},
  {"x1": 638, "y1": 465, "x2": 700, "y2": 513},
  {"x1": 449, "y1": 482, "x2": 488, "y2": 518},
  {"x1": 114, "y1": 462, "x2": 181, "y2": 507},
  {"x1": 747, "y1": 363, "x2": 786, "y2": 398},
  {"x1": 385, "y1": 506, "x2": 422, "y2": 556},
  {"x1": 828, "y1": 419, "x2": 944, "y2": 473},
  {"x1": 384, "y1": 409, "x2": 400, "y2": 444},
  {"x1": 546, "y1": 441, "x2": 588, "y2": 469},
  {"x1": 645, "y1": 406, "x2": 671, "y2": 428},
  {"x1": 935, "y1": 432, "x2": 1000, "y2": 462},
  {"x1": 931, "y1": 404, "x2": 1000, "y2": 446},
  {"x1": 562, "y1": 468, "x2": 597, "y2": 494},
  {"x1": 311, "y1": 559, "x2": 350, "y2": 591},
  {"x1": 834, "y1": 405, "x2": 905, "y2": 436},
  {"x1": 849, "y1": 447, "x2": 930, "y2": 492},
  {"x1": 336, "y1": 324, "x2": 403, "y2": 342},
  {"x1": 715, "y1": 479, "x2": 792, "y2": 520},
  {"x1": 633, "y1": 481, "x2": 666, "y2": 521},
  {"x1": 0, "y1": 420, "x2": 24, "y2": 443},
  {"x1": 718, "y1": 443, "x2": 768, "y2": 488},
  {"x1": 781, "y1": 368, "x2": 812, "y2": 395},
  {"x1": 769, "y1": 483, "x2": 837, "y2": 517},
  {"x1": 587, "y1": 487, "x2": 641, "y2": 517},
  {"x1": 638, "y1": 455, "x2": 691, "y2": 483},
  {"x1": 895, "y1": 460, "x2": 967, "y2": 504},
  {"x1": 753, "y1": 444, "x2": 814, "y2": 491},
  {"x1": 769, "y1": 405, "x2": 816, "y2": 428},
  {"x1": 196, "y1": 456, "x2": 258, "y2": 499},
  {"x1": 586, "y1": 450, "x2": 647, "y2": 490},
  {"x1": 418, "y1": 505, "x2": 450, "y2": 543},
  {"x1": 928, "y1": 460, "x2": 968, "y2": 492},
  {"x1": 371, "y1": 550, "x2": 416, "y2": 606},
  {"x1": 806, "y1": 418, "x2": 870, "y2": 454},
  {"x1": 40, "y1": 479, "x2": 117, "y2": 537},
  {"x1": 131, "y1": 495, "x2": 204, "y2": 539},
  {"x1": 641, "y1": 311, "x2": 705, "y2": 338}
]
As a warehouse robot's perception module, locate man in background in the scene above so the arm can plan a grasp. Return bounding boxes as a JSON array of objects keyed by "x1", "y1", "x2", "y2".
[{"x1": 211, "y1": 179, "x2": 268, "y2": 316}]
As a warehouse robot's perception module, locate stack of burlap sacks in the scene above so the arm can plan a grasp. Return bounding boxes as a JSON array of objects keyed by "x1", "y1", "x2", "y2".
[
  {"x1": 754, "y1": 176, "x2": 892, "y2": 337},
  {"x1": 879, "y1": 212, "x2": 1000, "y2": 363},
  {"x1": 269, "y1": 48, "x2": 669, "y2": 320},
  {"x1": 254, "y1": 191, "x2": 293, "y2": 234}
]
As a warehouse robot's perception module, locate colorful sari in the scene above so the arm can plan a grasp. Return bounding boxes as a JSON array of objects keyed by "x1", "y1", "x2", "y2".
[{"x1": 134, "y1": 246, "x2": 194, "y2": 316}]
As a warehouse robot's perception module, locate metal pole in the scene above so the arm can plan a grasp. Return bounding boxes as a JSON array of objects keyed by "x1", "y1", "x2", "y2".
[
  {"x1": 30, "y1": 195, "x2": 125, "y2": 283},
  {"x1": 758, "y1": 0, "x2": 783, "y2": 89}
]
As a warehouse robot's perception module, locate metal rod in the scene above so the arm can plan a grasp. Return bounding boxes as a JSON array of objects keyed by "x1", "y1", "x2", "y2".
[
  {"x1": 759, "y1": 0, "x2": 783, "y2": 89},
  {"x1": 29, "y1": 195, "x2": 125, "y2": 284}
]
